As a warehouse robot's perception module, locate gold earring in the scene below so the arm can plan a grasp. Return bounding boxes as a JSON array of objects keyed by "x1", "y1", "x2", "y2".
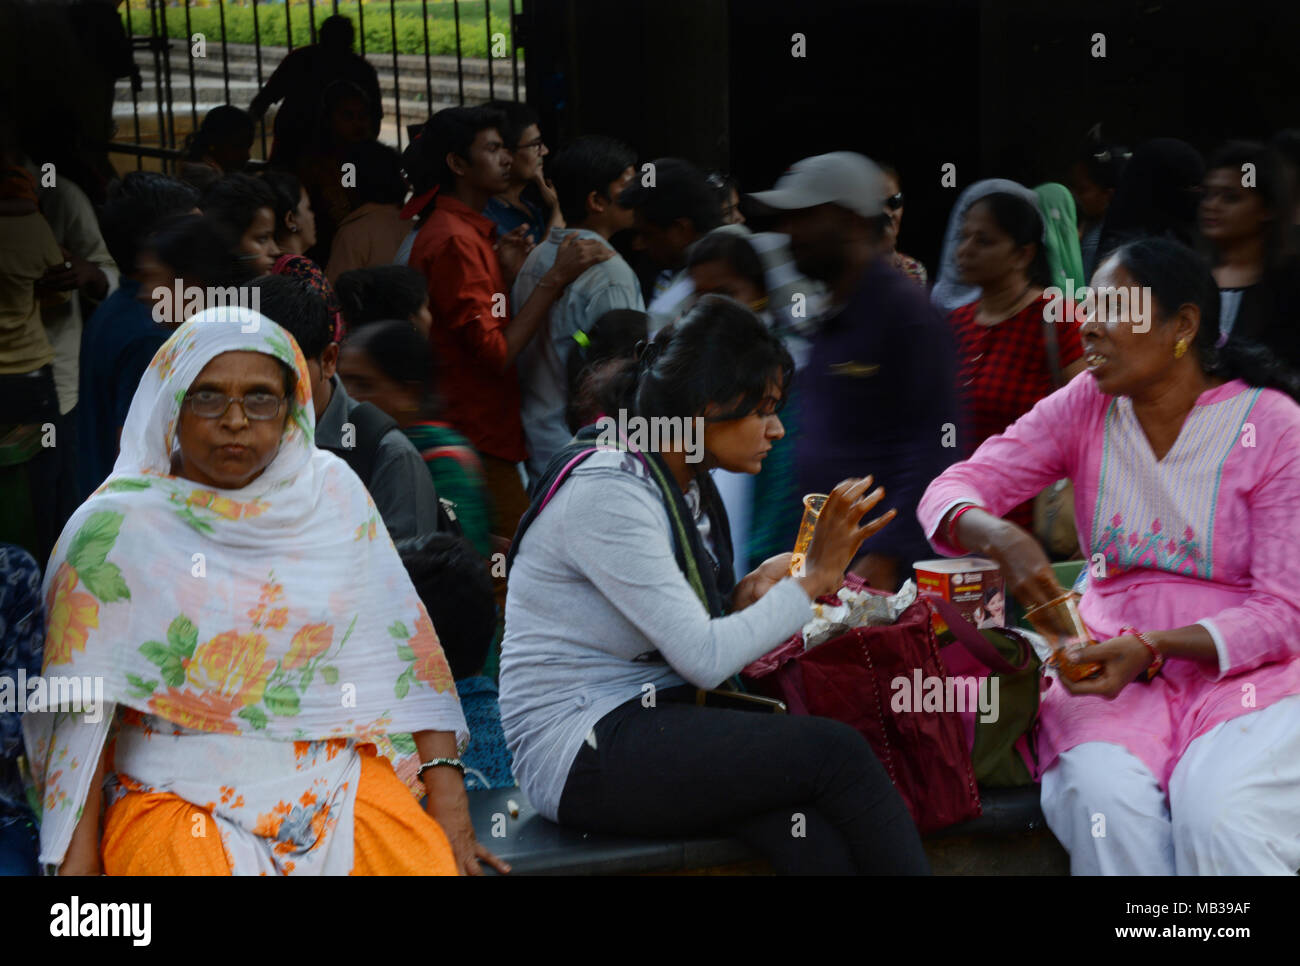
[{"x1": 1174, "y1": 340, "x2": 1188, "y2": 359}]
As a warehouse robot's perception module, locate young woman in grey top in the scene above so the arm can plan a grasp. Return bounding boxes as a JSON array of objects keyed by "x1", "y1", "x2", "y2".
[{"x1": 499, "y1": 296, "x2": 929, "y2": 874}]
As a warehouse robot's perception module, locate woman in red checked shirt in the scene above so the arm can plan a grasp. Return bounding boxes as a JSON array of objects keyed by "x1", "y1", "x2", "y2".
[{"x1": 948, "y1": 190, "x2": 1086, "y2": 529}]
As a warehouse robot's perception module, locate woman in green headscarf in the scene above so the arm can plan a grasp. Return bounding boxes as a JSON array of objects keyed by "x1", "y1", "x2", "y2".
[{"x1": 1034, "y1": 182, "x2": 1087, "y2": 293}]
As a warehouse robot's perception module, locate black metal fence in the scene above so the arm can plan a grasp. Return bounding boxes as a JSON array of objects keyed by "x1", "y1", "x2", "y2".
[{"x1": 113, "y1": 0, "x2": 525, "y2": 172}]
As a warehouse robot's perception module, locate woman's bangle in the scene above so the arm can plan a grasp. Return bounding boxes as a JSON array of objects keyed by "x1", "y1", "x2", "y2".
[
  {"x1": 1123, "y1": 627, "x2": 1165, "y2": 679},
  {"x1": 946, "y1": 503, "x2": 983, "y2": 552},
  {"x1": 417, "y1": 757, "x2": 466, "y2": 779}
]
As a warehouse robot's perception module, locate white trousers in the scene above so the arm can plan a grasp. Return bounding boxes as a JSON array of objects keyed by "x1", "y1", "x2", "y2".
[{"x1": 1040, "y1": 694, "x2": 1300, "y2": 875}]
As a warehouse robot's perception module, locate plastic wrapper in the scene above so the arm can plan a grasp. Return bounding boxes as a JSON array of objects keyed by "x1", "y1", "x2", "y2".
[{"x1": 801, "y1": 579, "x2": 919, "y2": 650}]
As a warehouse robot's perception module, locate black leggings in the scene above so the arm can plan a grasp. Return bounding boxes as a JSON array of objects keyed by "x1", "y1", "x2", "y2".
[{"x1": 557, "y1": 686, "x2": 930, "y2": 875}]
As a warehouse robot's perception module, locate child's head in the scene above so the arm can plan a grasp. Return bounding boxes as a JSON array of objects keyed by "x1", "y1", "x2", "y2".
[
  {"x1": 186, "y1": 105, "x2": 254, "y2": 172},
  {"x1": 335, "y1": 265, "x2": 431, "y2": 335},
  {"x1": 137, "y1": 213, "x2": 252, "y2": 326},
  {"x1": 337, "y1": 318, "x2": 435, "y2": 424},
  {"x1": 343, "y1": 140, "x2": 408, "y2": 208},
  {"x1": 251, "y1": 274, "x2": 337, "y2": 418},
  {"x1": 400, "y1": 534, "x2": 496, "y2": 680},
  {"x1": 200, "y1": 174, "x2": 280, "y2": 275},
  {"x1": 261, "y1": 170, "x2": 317, "y2": 251},
  {"x1": 566, "y1": 308, "x2": 648, "y2": 432}
]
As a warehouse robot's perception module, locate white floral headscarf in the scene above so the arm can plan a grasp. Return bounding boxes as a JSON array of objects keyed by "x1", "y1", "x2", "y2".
[{"x1": 24, "y1": 307, "x2": 465, "y2": 870}]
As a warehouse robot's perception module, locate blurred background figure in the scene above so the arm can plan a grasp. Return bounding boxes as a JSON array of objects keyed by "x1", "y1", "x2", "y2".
[
  {"x1": 484, "y1": 100, "x2": 563, "y2": 246},
  {"x1": 16, "y1": 128, "x2": 118, "y2": 549},
  {"x1": 1034, "y1": 181, "x2": 1087, "y2": 295},
  {"x1": 134, "y1": 213, "x2": 254, "y2": 331},
  {"x1": 336, "y1": 264, "x2": 433, "y2": 337},
  {"x1": 879, "y1": 164, "x2": 927, "y2": 286},
  {"x1": 1199, "y1": 140, "x2": 1300, "y2": 366},
  {"x1": 326, "y1": 141, "x2": 414, "y2": 283},
  {"x1": 0, "y1": 543, "x2": 42, "y2": 875},
  {"x1": 946, "y1": 188, "x2": 1085, "y2": 532},
  {"x1": 250, "y1": 14, "x2": 381, "y2": 169},
  {"x1": 753, "y1": 152, "x2": 958, "y2": 592},
  {"x1": 401, "y1": 533, "x2": 514, "y2": 789},
  {"x1": 79, "y1": 172, "x2": 199, "y2": 501},
  {"x1": 199, "y1": 174, "x2": 281, "y2": 277},
  {"x1": 564, "y1": 307, "x2": 649, "y2": 433},
  {"x1": 513, "y1": 134, "x2": 641, "y2": 486},
  {"x1": 619, "y1": 157, "x2": 723, "y2": 332},
  {"x1": 179, "y1": 105, "x2": 255, "y2": 192},
  {"x1": 338, "y1": 318, "x2": 492, "y2": 562},
  {"x1": 261, "y1": 171, "x2": 343, "y2": 341},
  {"x1": 707, "y1": 171, "x2": 746, "y2": 226},
  {"x1": 1271, "y1": 128, "x2": 1300, "y2": 252},
  {"x1": 295, "y1": 80, "x2": 380, "y2": 265},
  {"x1": 0, "y1": 157, "x2": 67, "y2": 564},
  {"x1": 1068, "y1": 135, "x2": 1130, "y2": 279},
  {"x1": 1095, "y1": 137, "x2": 1204, "y2": 263}
]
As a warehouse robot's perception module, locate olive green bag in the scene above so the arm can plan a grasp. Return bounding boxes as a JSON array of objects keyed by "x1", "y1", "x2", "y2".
[{"x1": 928, "y1": 596, "x2": 1043, "y2": 789}]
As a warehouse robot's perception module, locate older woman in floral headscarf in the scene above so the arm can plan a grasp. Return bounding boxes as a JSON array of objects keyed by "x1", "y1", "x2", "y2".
[{"x1": 24, "y1": 306, "x2": 507, "y2": 876}]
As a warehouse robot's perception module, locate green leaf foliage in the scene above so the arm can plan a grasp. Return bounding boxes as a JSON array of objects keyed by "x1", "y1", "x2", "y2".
[
  {"x1": 66, "y1": 511, "x2": 124, "y2": 573},
  {"x1": 264, "y1": 685, "x2": 301, "y2": 717},
  {"x1": 139, "y1": 640, "x2": 171, "y2": 667},
  {"x1": 78, "y1": 563, "x2": 130, "y2": 603},
  {"x1": 125, "y1": 673, "x2": 157, "y2": 697},
  {"x1": 167, "y1": 615, "x2": 199, "y2": 658}
]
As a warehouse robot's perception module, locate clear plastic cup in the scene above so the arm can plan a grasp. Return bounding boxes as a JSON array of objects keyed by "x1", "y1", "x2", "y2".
[
  {"x1": 788, "y1": 493, "x2": 829, "y2": 577},
  {"x1": 1023, "y1": 591, "x2": 1103, "y2": 682}
]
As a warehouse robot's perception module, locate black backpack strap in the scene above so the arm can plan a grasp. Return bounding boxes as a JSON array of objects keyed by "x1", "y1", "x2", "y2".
[{"x1": 320, "y1": 401, "x2": 399, "y2": 488}]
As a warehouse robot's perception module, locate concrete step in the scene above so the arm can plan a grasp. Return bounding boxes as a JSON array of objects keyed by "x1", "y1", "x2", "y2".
[
  {"x1": 126, "y1": 67, "x2": 515, "y2": 102},
  {"x1": 131, "y1": 39, "x2": 522, "y2": 82}
]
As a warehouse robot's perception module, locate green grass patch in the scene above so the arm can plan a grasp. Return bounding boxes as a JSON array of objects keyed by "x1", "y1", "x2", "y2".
[{"x1": 122, "y1": 0, "x2": 516, "y2": 58}]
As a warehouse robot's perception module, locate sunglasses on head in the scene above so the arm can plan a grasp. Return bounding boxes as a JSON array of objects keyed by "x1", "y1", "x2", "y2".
[{"x1": 884, "y1": 192, "x2": 904, "y2": 211}]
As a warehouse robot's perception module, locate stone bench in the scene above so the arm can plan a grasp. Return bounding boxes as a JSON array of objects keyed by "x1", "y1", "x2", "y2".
[{"x1": 467, "y1": 784, "x2": 1068, "y2": 875}]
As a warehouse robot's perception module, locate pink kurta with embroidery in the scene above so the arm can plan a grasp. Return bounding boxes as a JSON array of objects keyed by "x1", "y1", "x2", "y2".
[{"x1": 919, "y1": 373, "x2": 1300, "y2": 790}]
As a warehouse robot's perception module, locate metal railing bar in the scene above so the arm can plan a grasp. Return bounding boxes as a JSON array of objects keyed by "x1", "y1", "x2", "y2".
[
  {"x1": 454, "y1": 0, "x2": 465, "y2": 105},
  {"x1": 252, "y1": 0, "x2": 267, "y2": 159},
  {"x1": 390, "y1": 0, "x2": 402, "y2": 150},
  {"x1": 125, "y1": 1, "x2": 142, "y2": 169},
  {"x1": 183, "y1": 0, "x2": 198, "y2": 132},
  {"x1": 218, "y1": 0, "x2": 231, "y2": 104},
  {"x1": 484, "y1": 0, "x2": 494, "y2": 100},
  {"x1": 510, "y1": 0, "x2": 519, "y2": 101},
  {"x1": 423, "y1": 0, "x2": 433, "y2": 113}
]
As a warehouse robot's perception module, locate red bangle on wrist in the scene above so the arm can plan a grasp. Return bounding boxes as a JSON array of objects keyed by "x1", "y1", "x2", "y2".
[
  {"x1": 946, "y1": 503, "x2": 982, "y2": 551},
  {"x1": 1122, "y1": 626, "x2": 1165, "y2": 679}
]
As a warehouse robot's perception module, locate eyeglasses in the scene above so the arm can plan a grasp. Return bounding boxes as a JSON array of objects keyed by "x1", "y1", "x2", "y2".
[
  {"x1": 884, "y1": 192, "x2": 904, "y2": 211},
  {"x1": 517, "y1": 137, "x2": 546, "y2": 153},
  {"x1": 184, "y1": 390, "x2": 286, "y2": 420}
]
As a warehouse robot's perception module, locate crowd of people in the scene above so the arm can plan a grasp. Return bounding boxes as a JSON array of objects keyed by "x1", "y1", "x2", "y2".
[{"x1": 2, "y1": 14, "x2": 1300, "y2": 877}]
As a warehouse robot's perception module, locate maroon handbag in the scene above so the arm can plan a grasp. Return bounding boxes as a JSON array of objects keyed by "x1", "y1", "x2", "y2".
[{"x1": 742, "y1": 579, "x2": 982, "y2": 834}]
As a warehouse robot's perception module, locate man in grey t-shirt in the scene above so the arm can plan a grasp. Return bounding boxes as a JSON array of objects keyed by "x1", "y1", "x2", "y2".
[{"x1": 513, "y1": 136, "x2": 644, "y2": 487}]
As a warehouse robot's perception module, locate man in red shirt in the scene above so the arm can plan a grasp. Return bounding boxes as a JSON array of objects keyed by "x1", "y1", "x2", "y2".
[{"x1": 407, "y1": 106, "x2": 610, "y2": 537}]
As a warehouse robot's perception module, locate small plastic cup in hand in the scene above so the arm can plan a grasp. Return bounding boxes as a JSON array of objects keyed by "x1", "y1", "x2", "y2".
[
  {"x1": 1023, "y1": 591, "x2": 1103, "y2": 682},
  {"x1": 788, "y1": 493, "x2": 829, "y2": 577}
]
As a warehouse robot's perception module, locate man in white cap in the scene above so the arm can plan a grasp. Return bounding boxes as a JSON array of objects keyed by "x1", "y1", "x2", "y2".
[{"x1": 750, "y1": 152, "x2": 959, "y2": 592}]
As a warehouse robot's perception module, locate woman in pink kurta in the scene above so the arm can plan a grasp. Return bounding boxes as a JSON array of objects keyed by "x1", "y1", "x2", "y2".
[{"x1": 919, "y1": 237, "x2": 1300, "y2": 875}]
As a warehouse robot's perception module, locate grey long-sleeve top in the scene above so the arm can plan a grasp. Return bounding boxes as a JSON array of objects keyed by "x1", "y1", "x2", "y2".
[{"x1": 498, "y1": 449, "x2": 814, "y2": 821}]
